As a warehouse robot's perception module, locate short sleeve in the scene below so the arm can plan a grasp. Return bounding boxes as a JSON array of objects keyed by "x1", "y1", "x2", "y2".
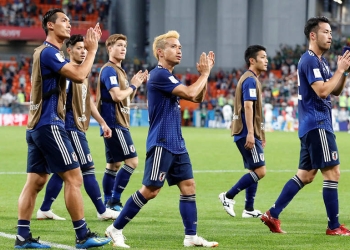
[
  {"x1": 150, "y1": 69, "x2": 182, "y2": 94},
  {"x1": 41, "y1": 47, "x2": 67, "y2": 73},
  {"x1": 242, "y1": 77, "x2": 257, "y2": 101},
  {"x1": 302, "y1": 56, "x2": 324, "y2": 85},
  {"x1": 100, "y1": 66, "x2": 119, "y2": 91}
]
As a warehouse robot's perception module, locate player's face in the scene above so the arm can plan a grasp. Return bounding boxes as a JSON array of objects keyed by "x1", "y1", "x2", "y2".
[
  {"x1": 69, "y1": 41, "x2": 86, "y2": 64},
  {"x1": 109, "y1": 40, "x2": 127, "y2": 61},
  {"x1": 162, "y1": 38, "x2": 182, "y2": 65},
  {"x1": 253, "y1": 50, "x2": 268, "y2": 72},
  {"x1": 51, "y1": 12, "x2": 71, "y2": 40},
  {"x1": 315, "y1": 22, "x2": 332, "y2": 51}
]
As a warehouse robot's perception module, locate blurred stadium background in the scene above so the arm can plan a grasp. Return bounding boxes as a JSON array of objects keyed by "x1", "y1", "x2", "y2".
[{"x1": 1, "y1": 0, "x2": 350, "y2": 133}]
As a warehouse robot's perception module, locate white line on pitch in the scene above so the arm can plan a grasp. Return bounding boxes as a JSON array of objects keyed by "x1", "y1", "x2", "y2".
[
  {"x1": 0, "y1": 232, "x2": 76, "y2": 249},
  {"x1": 2, "y1": 169, "x2": 350, "y2": 175}
]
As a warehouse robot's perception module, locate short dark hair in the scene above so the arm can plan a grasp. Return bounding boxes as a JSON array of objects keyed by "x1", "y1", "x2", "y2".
[
  {"x1": 244, "y1": 45, "x2": 266, "y2": 67},
  {"x1": 304, "y1": 16, "x2": 330, "y2": 40},
  {"x1": 42, "y1": 8, "x2": 65, "y2": 36},
  {"x1": 65, "y1": 34, "x2": 84, "y2": 48}
]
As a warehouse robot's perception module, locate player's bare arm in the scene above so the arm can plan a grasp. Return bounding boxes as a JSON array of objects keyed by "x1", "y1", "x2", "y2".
[
  {"x1": 90, "y1": 98, "x2": 112, "y2": 138},
  {"x1": 172, "y1": 51, "x2": 215, "y2": 102},
  {"x1": 60, "y1": 27, "x2": 99, "y2": 82},
  {"x1": 244, "y1": 100, "x2": 255, "y2": 150},
  {"x1": 109, "y1": 70, "x2": 148, "y2": 102},
  {"x1": 312, "y1": 51, "x2": 350, "y2": 98}
]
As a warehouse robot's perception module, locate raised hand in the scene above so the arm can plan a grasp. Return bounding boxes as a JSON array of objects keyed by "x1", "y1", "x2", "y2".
[
  {"x1": 93, "y1": 23, "x2": 102, "y2": 41},
  {"x1": 84, "y1": 27, "x2": 99, "y2": 52},
  {"x1": 207, "y1": 51, "x2": 215, "y2": 69},
  {"x1": 196, "y1": 52, "x2": 210, "y2": 76},
  {"x1": 130, "y1": 70, "x2": 149, "y2": 88}
]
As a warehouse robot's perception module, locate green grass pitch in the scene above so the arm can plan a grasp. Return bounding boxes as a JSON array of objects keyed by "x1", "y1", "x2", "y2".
[{"x1": 1, "y1": 126, "x2": 350, "y2": 249}]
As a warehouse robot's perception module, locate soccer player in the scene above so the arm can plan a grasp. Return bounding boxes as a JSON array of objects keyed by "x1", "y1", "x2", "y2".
[
  {"x1": 95, "y1": 34, "x2": 148, "y2": 211},
  {"x1": 36, "y1": 34, "x2": 119, "y2": 222},
  {"x1": 105, "y1": 30, "x2": 218, "y2": 248},
  {"x1": 15, "y1": 9, "x2": 110, "y2": 249},
  {"x1": 261, "y1": 16, "x2": 350, "y2": 235},
  {"x1": 219, "y1": 45, "x2": 268, "y2": 219}
]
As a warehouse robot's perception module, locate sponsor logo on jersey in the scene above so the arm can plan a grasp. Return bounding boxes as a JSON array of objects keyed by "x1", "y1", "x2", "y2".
[
  {"x1": 332, "y1": 151, "x2": 338, "y2": 161},
  {"x1": 159, "y1": 172, "x2": 166, "y2": 182},
  {"x1": 129, "y1": 145, "x2": 135, "y2": 153}
]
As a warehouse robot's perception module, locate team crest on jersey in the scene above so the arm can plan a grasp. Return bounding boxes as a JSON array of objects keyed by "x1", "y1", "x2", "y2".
[
  {"x1": 71, "y1": 152, "x2": 78, "y2": 162},
  {"x1": 331, "y1": 151, "x2": 338, "y2": 161},
  {"x1": 87, "y1": 154, "x2": 93, "y2": 162},
  {"x1": 129, "y1": 145, "x2": 135, "y2": 153},
  {"x1": 259, "y1": 153, "x2": 264, "y2": 161},
  {"x1": 159, "y1": 172, "x2": 166, "y2": 182}
]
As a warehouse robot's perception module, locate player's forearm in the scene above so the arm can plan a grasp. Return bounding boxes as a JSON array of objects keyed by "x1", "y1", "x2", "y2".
[
  {"x1": 90, "y1": 99, "x2": 105, "y2": 125},
  {"x1": 193, "y1": 84, "x2": 207, "y2": 103},
  {"x1": 187, "y1": 74, "x2": 209, "y2": 102},
  {"x1": 76, "y1": 50, "x2": 97, "y2": 82},
  {"x1": 332, "y1": 75, "x2": 347, "y2": 96},
  {"x1": 244, "y1": 105, "x2": 254, "y2": 135},
  {"x1": 319, "y1": 70, "x2": 344, "y2": 98}
]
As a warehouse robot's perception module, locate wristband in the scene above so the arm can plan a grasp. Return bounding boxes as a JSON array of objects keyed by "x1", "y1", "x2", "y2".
[
  {"x1": 344, "y1": 72, "x2": 349, "y2": 76},
  {"x1": 130, "y1": 85, "x2": 137, "y2": 91}
]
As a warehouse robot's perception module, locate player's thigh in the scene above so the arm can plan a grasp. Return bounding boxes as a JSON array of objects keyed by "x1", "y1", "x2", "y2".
[
  {"x1": 104, "y1": 128, "x2": 137, "y2": 163},
  {"x1": 31, "y1": 125, "x2": 80, "y2": 173},
  {"x1": 142, "y1": 146, "x2": 173, "y2": 187},
  {"x1": 236, "y1": 138, "x2": 265, "y2": 170},
  {"x1": 67, "y1": 130, "x2": 94, "y2": 169},
  {"x1": 168, "y1": 152, "x2": 194, "y2": 187},
  {"x1": 299, "y1": 129, "x2": 339, "y2": 170}
]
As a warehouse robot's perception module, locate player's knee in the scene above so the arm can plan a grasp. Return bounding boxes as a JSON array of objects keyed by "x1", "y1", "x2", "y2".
[
  {"x1": 140, "y1": 186, "x2": 161, "y2": 200},
  {"x1": 125, "y1": 157, "x2": 138, "y2": 169},
  {"x1": 107, "y1": 162, "x2": 122, "y2": 171}
]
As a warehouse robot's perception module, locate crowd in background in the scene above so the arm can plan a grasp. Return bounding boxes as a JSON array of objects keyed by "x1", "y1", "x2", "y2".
[{"x1": 1, "y1": 0, "x2": 350, "y2": 130}]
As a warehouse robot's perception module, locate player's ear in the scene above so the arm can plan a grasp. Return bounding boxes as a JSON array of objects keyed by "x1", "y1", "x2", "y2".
[{"x1": 157, "y1": 48, "x2": 164, "y2": 59}]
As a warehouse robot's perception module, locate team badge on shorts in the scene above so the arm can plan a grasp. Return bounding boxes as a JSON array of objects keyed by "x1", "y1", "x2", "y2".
[
  {"x1": 87, "y1": 154, "x2": 93, "y2": 162},
  {"x1": 332, "y1": 151, "x2": 338, "y2": 161},
  {"x1": 159, "y1": 172, "x2": 166, "y2": 182},
  {"x1": 71, "y1": 152, "x2": 78, "y2": 162},
  {"x1": 129, "y1": 145, "x2": 135, "y2": 153},
  {"x1": 259, "y1": 153, "x2": 264, "y2": 161}
]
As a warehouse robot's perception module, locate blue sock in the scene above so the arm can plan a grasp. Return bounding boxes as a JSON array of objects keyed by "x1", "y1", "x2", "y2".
[
  {"x1": 103, "y1": 168, "x2": 117, "y2": 205},
  {"x1": 113, "y1": 191, "x2": 147, "y2": 230},
  {"x1": 40, "y1": 173, "x2": 63, "y2": 211},
  {"x1": 73, "y1": 219, "x2": 88, "y2": 240},
  {"x1": 323, "y1": 180, "x2": 340, "y2": 230},
  {"x1": 226, "y1": 172, "x2": 259, "y2": 199},
  {"x1": 245, "y1": 182, "x2": 258, "y2": 211},
  {"x1": 83, "y1": 169, "x2": 106, "y2": 214},
  {"x1": 110, "y1": 164, "x2": 134, "y2": 204},
  {"x1": 270, "y1": 175, "x2": 304, "y2": 219},
  {"x1": 17, "y1": 220, "x2": 30, "y2": 239},
  {"x1": 179, "y1": 194, "x2": 197, "y2": 235}
]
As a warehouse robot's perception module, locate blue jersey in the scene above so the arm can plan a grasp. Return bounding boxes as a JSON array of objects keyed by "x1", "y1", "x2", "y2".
[
  {"x1": 65, "y1": 79, "x2": 76, "y2": 131},
  {"x1": 297, "y1": 50, "x2": 333, "y2": 137},
  {"x1": 146, "y1": 65, "x2": 186, "y2": 154},
  {"x1": 99, "y1": 66, "x2": 126, "y2": 132},
  {"x1": 32, "y1": 42, "x2": 68, "y2": 130},
  {"x1": 234, "y1": 76, "x2": 258, "y2": 142}
]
